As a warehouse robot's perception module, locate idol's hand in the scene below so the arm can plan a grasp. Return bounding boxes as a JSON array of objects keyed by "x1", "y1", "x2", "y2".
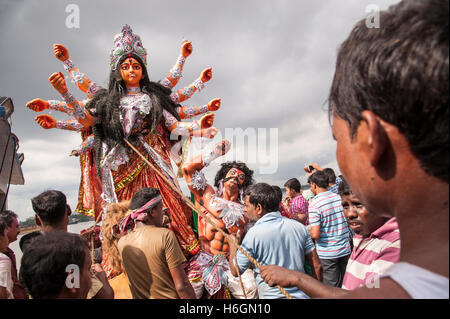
[
  {"x1": 26, "y1": 98, "x2": 49, "y2": 112},
  {"x1": 208, "y1": 98, "x2": 221, "y2": 111},
  {"x1": 200, "y1": 67, "x2": 212, "y2": 83},
  {"x1": 200, "y1": 113, "x2": 215, "y2": 129},
  {"x1": 70, "y1": 150, "x2": 80, "y2": 157},
  {"x1": 49, "y1": 72, "x2": 68, "y2": 95},
  {"x1": 181, "y1": 40, "x2": 193, "y2": 58},
  {"x1": 214, "y1": 139, "x2": 231, "y2": 156},
  {"x1": 199, "y1": 139, "x2": 231, "y2": 167},
  {"x1": 53, "y1": 44, "x2": 70, "y2": 61},
  {"x1": 200, "y1": 127, "x2": 218, "y2": 139},
  {"x1": 35, "y1": 114, "x2": 56, "y2": 129}
]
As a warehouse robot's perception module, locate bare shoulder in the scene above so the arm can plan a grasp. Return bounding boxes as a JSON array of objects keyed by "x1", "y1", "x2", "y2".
[
  {"x1": 191, "y1": 183, "x2": 215, "y2": 204},
  {"x1": 198, "y1": 187, "x2": 216, "y2": 210},
  {"x1": 342, "y1": 278, "x2": 411, "y2": 299}
]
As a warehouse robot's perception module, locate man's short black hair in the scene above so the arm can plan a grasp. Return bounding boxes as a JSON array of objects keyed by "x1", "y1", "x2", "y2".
[
  {"x1": 0, "y1": 210, "x2": 18, "y2": 227},
  {"x1": 323, "y1": 168, "x2": 337, "y2": 184},
  {"x1": 129, "y1": 187, "x2": 161, "y2": 210},
  {"x1": 271, "y1": 185, "x2": 283, "y2": 204},
  {"x1": 19, "y1": 231, "x2": 42, "y2": 252},
  {"x1": 328, "y1": 0, "x2": 449, "y2": 182},
  {"x1": 284, "y1": 178, "x2": 301, "y2": 193},
  {"x1": 20, "y1": 231, "x2": 88, "y2": 299},
  {"x1": 31, "y1": 190, "x2": 67, "y2": 226},
  {"x1": 308, "y1": 171, "x2": 329, "y2": 189},
  {"x1": 337, "y1": 177, "x2": 352, "y2": 197},
  {"x1": 244, "y1": 183, "x2": 279, "y2": 213}
]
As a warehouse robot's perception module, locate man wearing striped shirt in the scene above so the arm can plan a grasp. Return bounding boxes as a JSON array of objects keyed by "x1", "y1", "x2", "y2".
[
  {"x1": 338, "y1": 179, "x2": 400, "y2": 290},
  {"x1": 307, "y1": 170, "x2": 351, "y2": 287},
  {"x1": 323, "y1": 168, "x2": 342, "y2": 195}
]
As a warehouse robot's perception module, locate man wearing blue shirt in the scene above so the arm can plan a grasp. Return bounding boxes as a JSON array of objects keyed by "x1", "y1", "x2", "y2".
[{"x1": 229, "y1": 183, "x2": 322, "y2": 299}]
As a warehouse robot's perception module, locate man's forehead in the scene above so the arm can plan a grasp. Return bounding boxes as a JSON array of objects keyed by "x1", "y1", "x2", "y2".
[{"x1": 341, "y1": 192, "x2": 359, "y2": 202}]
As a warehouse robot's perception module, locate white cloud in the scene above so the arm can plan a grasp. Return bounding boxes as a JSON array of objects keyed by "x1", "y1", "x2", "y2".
[{"x1": 7, "y1": 133, "x2": 82, "y2": 221}]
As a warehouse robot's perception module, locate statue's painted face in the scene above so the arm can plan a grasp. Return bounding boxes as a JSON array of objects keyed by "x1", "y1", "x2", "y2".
[
  {"x1": 224, "y1": 168, "x2": 246, "y2": 188},
  {"x1": 120, "y1": 57, "x2": 143, "y2": 87}
]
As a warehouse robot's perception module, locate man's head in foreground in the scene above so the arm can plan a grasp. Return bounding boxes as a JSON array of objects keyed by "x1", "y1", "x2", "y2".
[
  {"x1": 329, "y1": 0, "x2": 448, "y2": 218},
  {"x1": 20, "y1": 231, "x2": 92, "y2": 299}
]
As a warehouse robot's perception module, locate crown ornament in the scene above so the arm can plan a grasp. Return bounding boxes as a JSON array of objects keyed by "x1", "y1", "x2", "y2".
[{"x1": 110, "y1": 25, "x2": 147, "y2": 70}]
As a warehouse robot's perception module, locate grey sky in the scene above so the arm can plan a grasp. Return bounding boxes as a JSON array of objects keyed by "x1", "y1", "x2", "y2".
[{"x1": 1, "y1": 0, "x2": 400, "y2": 221}]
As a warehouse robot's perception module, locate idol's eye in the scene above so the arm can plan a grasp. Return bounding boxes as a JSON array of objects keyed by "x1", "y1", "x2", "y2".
[
  {"x1": 133, "y1": 64, "x2": 141, "y2": 70},
  {"x1": 121, "y1": 64, "x2": 129, "y2": 70},
  {"x1": 238, "y1": 174, "x2": 245, "y2": 180}
]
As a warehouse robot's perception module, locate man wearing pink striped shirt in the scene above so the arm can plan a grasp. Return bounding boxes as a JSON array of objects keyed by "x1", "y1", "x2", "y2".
[
  {"x1": 259, "y1": 178, "x2": 401, "y2": 297},
  {"x1": 340, "y1": 179, "x2": 400, "y2": 290},
  {"x1": 283, "y1": 178, "x2": 309, "y2": 225}
]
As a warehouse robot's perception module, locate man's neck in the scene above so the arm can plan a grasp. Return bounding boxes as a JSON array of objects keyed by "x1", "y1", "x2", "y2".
[
  {"x1": 42, "y1": 223, "x2": 67, "y2": 232},
  {"x1": 393, "y1": 174, "x2": 449, "y2": 278},
  {"x1": 222, "y1": 188, "x2": 240, "y2": 203},
  {"x1": 291, "y1": 191, "x2": 302, "y2": 199},
  {"x1": 315, "y1": 187, "x2": 329, "y2": 195},
  {"x1": 135, "y1": 221, "x2": 158, "y2": 229}
]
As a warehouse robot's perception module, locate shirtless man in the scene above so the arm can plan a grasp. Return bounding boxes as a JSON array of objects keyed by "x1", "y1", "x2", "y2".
[{"x1": 182, "y1": 140, "x2": 254, "y2": 256}]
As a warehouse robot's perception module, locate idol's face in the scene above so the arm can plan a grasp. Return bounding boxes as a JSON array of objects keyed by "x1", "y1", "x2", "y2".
[
  {"x1": 120, "y1": 57, "x2": 143, "y2": 87},
  {"x1": 223, "y1": 168, "x2": 245, "y2": 193}
]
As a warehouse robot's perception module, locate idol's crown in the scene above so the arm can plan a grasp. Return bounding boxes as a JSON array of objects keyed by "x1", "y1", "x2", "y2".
[{"x1": 110, "y1": 25, "x2": 147, "y2": 70}]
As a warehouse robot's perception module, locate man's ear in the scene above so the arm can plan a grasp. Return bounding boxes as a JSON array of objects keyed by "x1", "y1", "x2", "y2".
[
  {"x1": 361, "y1": 110, "x2": 388, "y2": 167},
  {"x1": 256, "y1": 204, "x2": 263, "y2": 216},
  {"x1": 35, "y1": 215, "x2": 42, "y2": 227}
]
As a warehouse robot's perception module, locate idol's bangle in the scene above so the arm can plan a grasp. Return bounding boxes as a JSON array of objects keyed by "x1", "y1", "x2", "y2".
[{"x1": 62, "y1": 59, "x2": 75, "y2": 72}]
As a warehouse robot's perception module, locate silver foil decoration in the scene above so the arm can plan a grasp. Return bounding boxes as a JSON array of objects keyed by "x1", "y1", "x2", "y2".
[
  {"x1": 210, "y1": 194, "x2": 246, "y2": 230},
  {"x1": 189, "y1": 170, "x2": 207, "y2": 190}
]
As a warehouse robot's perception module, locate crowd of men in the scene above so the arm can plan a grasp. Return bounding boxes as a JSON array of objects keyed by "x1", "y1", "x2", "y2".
[{"x1": 0, "y1": 0, "x2": 448, "y2": 299}]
